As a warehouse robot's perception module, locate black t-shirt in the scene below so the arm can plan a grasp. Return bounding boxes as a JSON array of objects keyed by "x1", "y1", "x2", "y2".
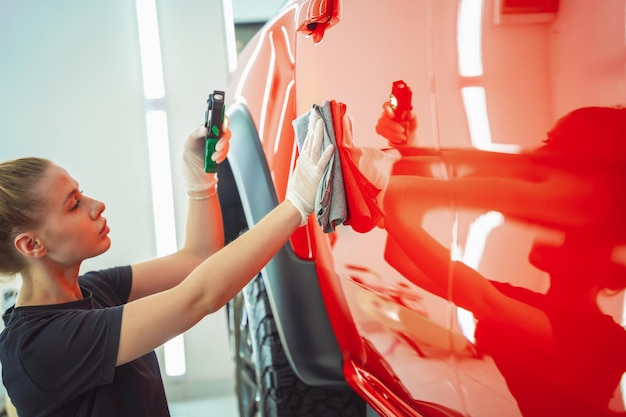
[{"x1": 0, "y1": 266, "x2": 170, "y2": 417}]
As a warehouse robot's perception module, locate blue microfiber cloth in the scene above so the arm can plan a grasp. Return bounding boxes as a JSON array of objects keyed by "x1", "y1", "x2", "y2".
[{"x1": 292, "y1": 100, "x2": 347, "y2": 232}]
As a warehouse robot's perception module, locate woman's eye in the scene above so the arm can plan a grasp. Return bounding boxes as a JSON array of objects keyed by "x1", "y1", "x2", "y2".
[{"x1": 70, "y1": 190, "x2": 84, "y2": 211}]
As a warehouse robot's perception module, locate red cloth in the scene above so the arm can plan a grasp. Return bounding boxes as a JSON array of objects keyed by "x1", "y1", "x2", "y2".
[{"x1": 330, "y1": 100, "x2": 383, "y2": 233}]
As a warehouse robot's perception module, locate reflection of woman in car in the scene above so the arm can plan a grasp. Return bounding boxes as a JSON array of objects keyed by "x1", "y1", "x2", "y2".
[{"x1": 371, "y1": 105, "x2": 626, "y2": 417}]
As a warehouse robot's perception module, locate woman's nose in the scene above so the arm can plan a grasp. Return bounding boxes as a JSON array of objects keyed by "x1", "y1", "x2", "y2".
[{"x1": 88, "y1": 198, "x2": 106, "y2": 219}]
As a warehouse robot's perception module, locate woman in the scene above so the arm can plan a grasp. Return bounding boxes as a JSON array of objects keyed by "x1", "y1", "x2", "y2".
[{"x1": 0, "y1": 111, "x2": 333, "y2": 417}]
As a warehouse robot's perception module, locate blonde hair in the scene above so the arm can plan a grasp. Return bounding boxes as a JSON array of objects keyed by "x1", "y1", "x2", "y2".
[{"x1": 0, "y1": 157, "x2": 51, "y2": 275}]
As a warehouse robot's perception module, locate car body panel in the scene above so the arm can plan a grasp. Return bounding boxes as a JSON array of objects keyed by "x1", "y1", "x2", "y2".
[{"x1": 225, "y1": 0, "x2": 626, "y2": 415}]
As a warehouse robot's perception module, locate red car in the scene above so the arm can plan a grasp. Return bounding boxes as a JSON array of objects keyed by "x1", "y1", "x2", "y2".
[{"x1": 217, "y1": 1, "x2": 626, "y2": 416}]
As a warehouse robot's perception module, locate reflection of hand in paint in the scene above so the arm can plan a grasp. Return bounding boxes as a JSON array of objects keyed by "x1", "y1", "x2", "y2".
[
  {"x1": 342, "y1": 113, "x2": 400, "y2": 200},
  {"x1": 375, "y1": 101, "x2": 418, "y2": 147}
]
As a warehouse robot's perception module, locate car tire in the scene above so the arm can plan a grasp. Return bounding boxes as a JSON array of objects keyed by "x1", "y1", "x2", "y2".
[{"x1": 228, "y1": 274, "x2": 366, "y2": 417}]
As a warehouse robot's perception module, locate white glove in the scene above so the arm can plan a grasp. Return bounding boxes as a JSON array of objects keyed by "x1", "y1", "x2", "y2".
[
  {"x1": 182, "y1": 117, "x2": 231, "y2": 193},
  {"x1": 286, "y1": 112, "x2": 334, "y2": 226}
]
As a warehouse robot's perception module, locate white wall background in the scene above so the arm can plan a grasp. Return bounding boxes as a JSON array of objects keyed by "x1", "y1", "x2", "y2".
[
  {"x1": 0, "y1": 0, "x2": 259, "y2": 401},
  {"x1": 232, "y1": 0, "x2": 285, "y2": 23}
]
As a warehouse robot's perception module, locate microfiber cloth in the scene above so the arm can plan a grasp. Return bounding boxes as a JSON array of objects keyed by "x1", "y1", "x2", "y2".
[
  {"x1": 329, "y1": 100, "x2": 384, "y2": 233},
  {"x1": 293, "y1": 100, "x2": 384, "y2": 233},
  {"x1": 293, "y1": 100, "x2": 347, "y2": 232}
]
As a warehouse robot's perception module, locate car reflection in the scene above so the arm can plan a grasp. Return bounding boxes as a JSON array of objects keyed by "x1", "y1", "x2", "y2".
[{"x1": 375, "y1": 106, "x2": 626, "y2": 417}]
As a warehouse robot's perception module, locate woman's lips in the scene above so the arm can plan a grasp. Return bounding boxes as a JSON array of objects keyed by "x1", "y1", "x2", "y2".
[{"x1": 100, "y1": 219, "x2": 110, "y2": 235}]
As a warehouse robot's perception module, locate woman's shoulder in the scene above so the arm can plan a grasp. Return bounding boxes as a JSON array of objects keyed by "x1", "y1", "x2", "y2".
[{"x1": 79, "y1": 265, "x2": 133, "y2": 305}]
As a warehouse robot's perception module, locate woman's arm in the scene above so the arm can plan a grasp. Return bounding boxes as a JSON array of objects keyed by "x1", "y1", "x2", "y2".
[
  {"x1": 128, "y1": 189, "x2": 224, "y2": 301},
  {"x1": 116, "y1": 113, "x2": 333, "y2": 366},
  {"x1": 118, "y1": 200, "x2": 302, "y2": 366},
  {"x1": 128, "y1": 123, "x2": 230, "y2": 302}
]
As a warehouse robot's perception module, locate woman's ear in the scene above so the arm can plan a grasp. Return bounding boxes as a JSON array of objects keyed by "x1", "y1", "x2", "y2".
[{"x1": 14, "y1": 233, "x2": 46, "y2": 258}]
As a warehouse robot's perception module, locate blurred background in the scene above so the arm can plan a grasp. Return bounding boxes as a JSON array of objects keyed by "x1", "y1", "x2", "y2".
[{"x1": 0, "y1": 0, "x2": 283, "y2": 414}]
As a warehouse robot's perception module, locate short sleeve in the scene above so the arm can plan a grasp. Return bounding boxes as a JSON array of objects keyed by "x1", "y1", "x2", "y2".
[{"x1": 20, "y1": 305, "x2": 123, "y2": 402}]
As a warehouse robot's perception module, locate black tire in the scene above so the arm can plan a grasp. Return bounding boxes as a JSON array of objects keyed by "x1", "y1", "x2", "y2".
[{"x1": 227, "y1": 274, "x2": 366, "y2": 417}]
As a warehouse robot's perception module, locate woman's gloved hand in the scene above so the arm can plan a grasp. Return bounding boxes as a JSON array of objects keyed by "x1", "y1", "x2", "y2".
[
  {"x1": 286, "y1": 111, "x2": 334, "y2": 226},
  {"x1": 182, "y1": 116, "x2": 232, "y2": 193},
  {"x1": 375, "y1": 101, "x2": 417, "y2": 147}
]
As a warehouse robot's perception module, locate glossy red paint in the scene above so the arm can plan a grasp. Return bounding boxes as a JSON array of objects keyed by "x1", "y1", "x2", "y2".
[{"x1": 227, "y1": 0, "x2": 626, "y2": 415}]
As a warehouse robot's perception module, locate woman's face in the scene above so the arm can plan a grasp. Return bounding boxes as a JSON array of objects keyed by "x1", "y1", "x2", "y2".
[{"x1": 33, "y1": 164, "x2": 111, "y2": 267}]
